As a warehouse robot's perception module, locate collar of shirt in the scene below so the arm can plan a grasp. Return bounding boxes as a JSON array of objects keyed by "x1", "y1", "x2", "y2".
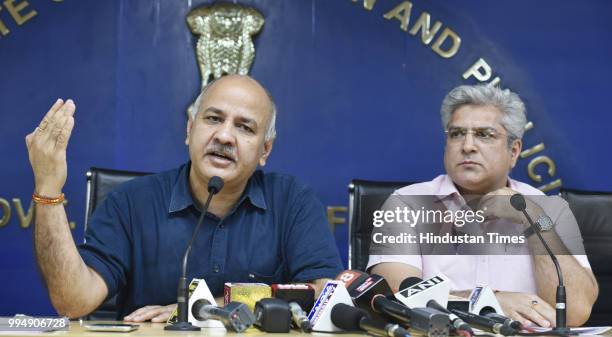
[
  {"x1": 167, "y1": 162, "x2": 268, "y2": 214},
  {"x1": 435, "y1": 174, "x2": 523, "y2": 209}
]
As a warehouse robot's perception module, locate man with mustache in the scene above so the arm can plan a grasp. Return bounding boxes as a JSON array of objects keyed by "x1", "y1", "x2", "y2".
[
  {"x1": 26, "y1": 75, "x2": 342, "y2": 321},
  {"x1": 368, "y1": 85, "x2": 598, "y2": 327}
]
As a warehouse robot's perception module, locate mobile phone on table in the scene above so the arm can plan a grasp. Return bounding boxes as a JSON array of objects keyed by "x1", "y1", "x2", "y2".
[{"x1": 83, "y1": 323, "x2": 139, "y2": 332}]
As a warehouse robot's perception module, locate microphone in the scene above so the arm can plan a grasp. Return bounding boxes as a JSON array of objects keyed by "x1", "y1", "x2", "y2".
[
  {"x1": 331, "y1": 303, "x2": 410, "y2": 337},
  {"x1": 165, "y1": 176, "x2": 224, "y2": 331},
  {"x1": 308, "y1": 280, "x2": 355, "y2": 332},
  {"x1": 450, "y1": 309, "x2": 516, "y2": 336},
  {"x1": 192, "y1": 299, "x2": 255, "y2": 332},
  {"x1": 394, "y1": 274, "x2": 451, "y2": 309},
  {"x1": 167, "y1": 278, "x2": 224, "y2": 328},
  {"x1": 468, "y1": 285, "x2": 505, "y2": 316},
  {"x1": 482, "y1": 312, "x2": 522, "y2": 331},
  {"x1": 254, "y1": 298, "x2": 292, "y2": 333},
  {"x1": 336, "y1": 269, "x2": 372, "y2": 290},
  {"x1": 336, "y1": 270, "x2": 398, "y2": 320},
  {"x1": 400, "y1": 277, "x2": 471, "y2": 337},
  {"x1": 337, "y1": 270, "x2": 450, "y2": 337},
  {"x1": 271, "y1": 284, "x2": 314, "y2": 332},
  {"x1": 289, "y1": 302, "x2": 312, "y2": 332},
  {"x1": 510, "y1": 193, "x2": 568, "y2": 333}
]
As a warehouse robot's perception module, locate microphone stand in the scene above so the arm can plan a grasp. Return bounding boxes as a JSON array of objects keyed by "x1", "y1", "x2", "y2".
[
  {"x1": 165, "y1": 177, "x2": 223, "y2": 331},
  {"x1": 510, "y1": 194, "x2": 574, "y2": 336}
]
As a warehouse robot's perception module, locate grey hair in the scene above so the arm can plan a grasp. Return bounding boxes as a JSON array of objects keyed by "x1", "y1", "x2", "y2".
[
  {"x1": 440, "y1": 84, "x2": 527, "y2": 146},
  {"x1": 190, "y1": 77, "x2": 277, "y2": 142}
]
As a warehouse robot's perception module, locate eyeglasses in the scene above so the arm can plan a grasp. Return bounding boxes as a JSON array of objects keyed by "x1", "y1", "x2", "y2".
[{"x1": 444, "y1": 126, "x2": 506, "y2": 144}]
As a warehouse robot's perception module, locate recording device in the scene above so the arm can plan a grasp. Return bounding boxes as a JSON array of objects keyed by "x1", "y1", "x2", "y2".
[
  {"x1": 510, "y1": 193, "x2": 570, "y2": 334},
  {"x1": 330, "y1": 303, "x2": 410, "y2": 337},
  {"x1": 254, "y1": 298, "x2": 292, "y2": 333},
  {"x1": 223, "y1": 283, "x2": 271, "y2": 312},
  {"x1": 271, "y1": 283, "x2": 315, "y2": 311},
  {"x1": 165, "y1": 176, "x2": 224, "y2": 331},
  {"x1": 271, "y1": 283, "x2": 314, "y2": 331},
  {"x1": 191, "y1": 299, "x2": 256, "y2": 333},
  {"x1": 337, "y1": 270, "x2": 450, "y2": 337}
]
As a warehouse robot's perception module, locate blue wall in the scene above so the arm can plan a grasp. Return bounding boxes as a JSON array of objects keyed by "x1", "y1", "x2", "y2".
[{"x1": 1, "y1": 0, "x2": 611, "y2": 315}]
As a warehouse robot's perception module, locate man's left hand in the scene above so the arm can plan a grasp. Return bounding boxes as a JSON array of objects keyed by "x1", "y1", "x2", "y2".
[
  {"x1": 479, "y1": 187, "x2": 543, "y2": 227},
  {"x1": 495, "y1": 291, "x2": 555, "y2": 328},
  {"x1": 124, "y1": 304, "x2": 177, "y2": 323}
]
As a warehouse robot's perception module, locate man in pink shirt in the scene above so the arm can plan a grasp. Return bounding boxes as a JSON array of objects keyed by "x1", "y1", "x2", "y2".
[{"x1": 368, "y1": 85, "x2": 598, "y2": 327}]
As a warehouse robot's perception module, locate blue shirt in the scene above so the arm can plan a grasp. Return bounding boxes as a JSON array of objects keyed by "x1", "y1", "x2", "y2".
[{"x1": 78, "y1": 162, "x2": 342, "y2": 318}]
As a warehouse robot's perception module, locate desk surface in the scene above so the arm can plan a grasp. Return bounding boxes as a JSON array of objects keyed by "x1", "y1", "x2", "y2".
[
  {"x1": 0, "y1": 321, "x2": 354, "y2": 337},
  {"x1": 2, "y1": 321, "x2": 610, "y2": 337}
]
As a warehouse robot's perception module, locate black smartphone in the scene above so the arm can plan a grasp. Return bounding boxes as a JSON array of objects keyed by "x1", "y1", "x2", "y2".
[{"x1": 83, "y1": 323, "x2": 139, "y2": 332}]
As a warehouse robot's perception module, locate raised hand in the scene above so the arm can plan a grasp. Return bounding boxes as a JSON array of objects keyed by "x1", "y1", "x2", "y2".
[{"x1": 25, "y1": 99, "x2": 76, "y2": 197}]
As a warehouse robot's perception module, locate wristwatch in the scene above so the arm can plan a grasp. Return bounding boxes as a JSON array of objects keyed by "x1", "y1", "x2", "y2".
[{"x1": 523, "y1": 214, "x2": 554, "y2": 237}]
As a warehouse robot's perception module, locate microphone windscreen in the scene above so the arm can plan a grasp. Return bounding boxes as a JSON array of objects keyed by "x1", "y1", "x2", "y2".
[
  {"x1": 208, "y1": 176, "x2": 224, "y2": 194},
  {"x1": 509, "y1": 194, "x2": 526, "y2": 211},
  {"x1": 427, "y1": 299, "x2": 449, "y2": 313},
  {"x1": 330, "y1": 303, "x2": 367, "y2": 331},
  {"x1": 399, "y1": 277, "x2": 423, "y2": 290}
]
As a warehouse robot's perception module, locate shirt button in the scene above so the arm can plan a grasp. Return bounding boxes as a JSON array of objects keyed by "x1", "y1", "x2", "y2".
[{"x1": 213, "y1": 265, "x2": 220, "y2": 273}]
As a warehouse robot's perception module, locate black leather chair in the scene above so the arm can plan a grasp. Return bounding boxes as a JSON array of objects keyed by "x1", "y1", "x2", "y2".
[
  {"x1": 560, "y1": 188, "x2": 612, "y2": 326},
  {"x1": 84, "y1": 167, "x2": 150, "y2": 320},
  {"x1": 347, "y1": 179, "x2": 413, "y2": 271}
]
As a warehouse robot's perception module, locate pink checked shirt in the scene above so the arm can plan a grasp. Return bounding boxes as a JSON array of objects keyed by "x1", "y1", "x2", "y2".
[{"x1": 367, "y1": 174, "x2": 591, "y2": 293}]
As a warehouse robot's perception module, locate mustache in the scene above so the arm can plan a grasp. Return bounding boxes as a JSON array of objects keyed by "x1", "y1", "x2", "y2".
[{"x1": 206, "y1": 142, "x2": 237, "y2": 161}]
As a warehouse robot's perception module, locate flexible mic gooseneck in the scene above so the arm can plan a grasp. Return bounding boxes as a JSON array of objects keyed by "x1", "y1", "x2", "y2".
[
  {"x1": 165, "y1": 176, "x2": 224, "y2": 331},
  {"x1": 510, "y1": 193, "x2": 569, "y2": 334}
]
